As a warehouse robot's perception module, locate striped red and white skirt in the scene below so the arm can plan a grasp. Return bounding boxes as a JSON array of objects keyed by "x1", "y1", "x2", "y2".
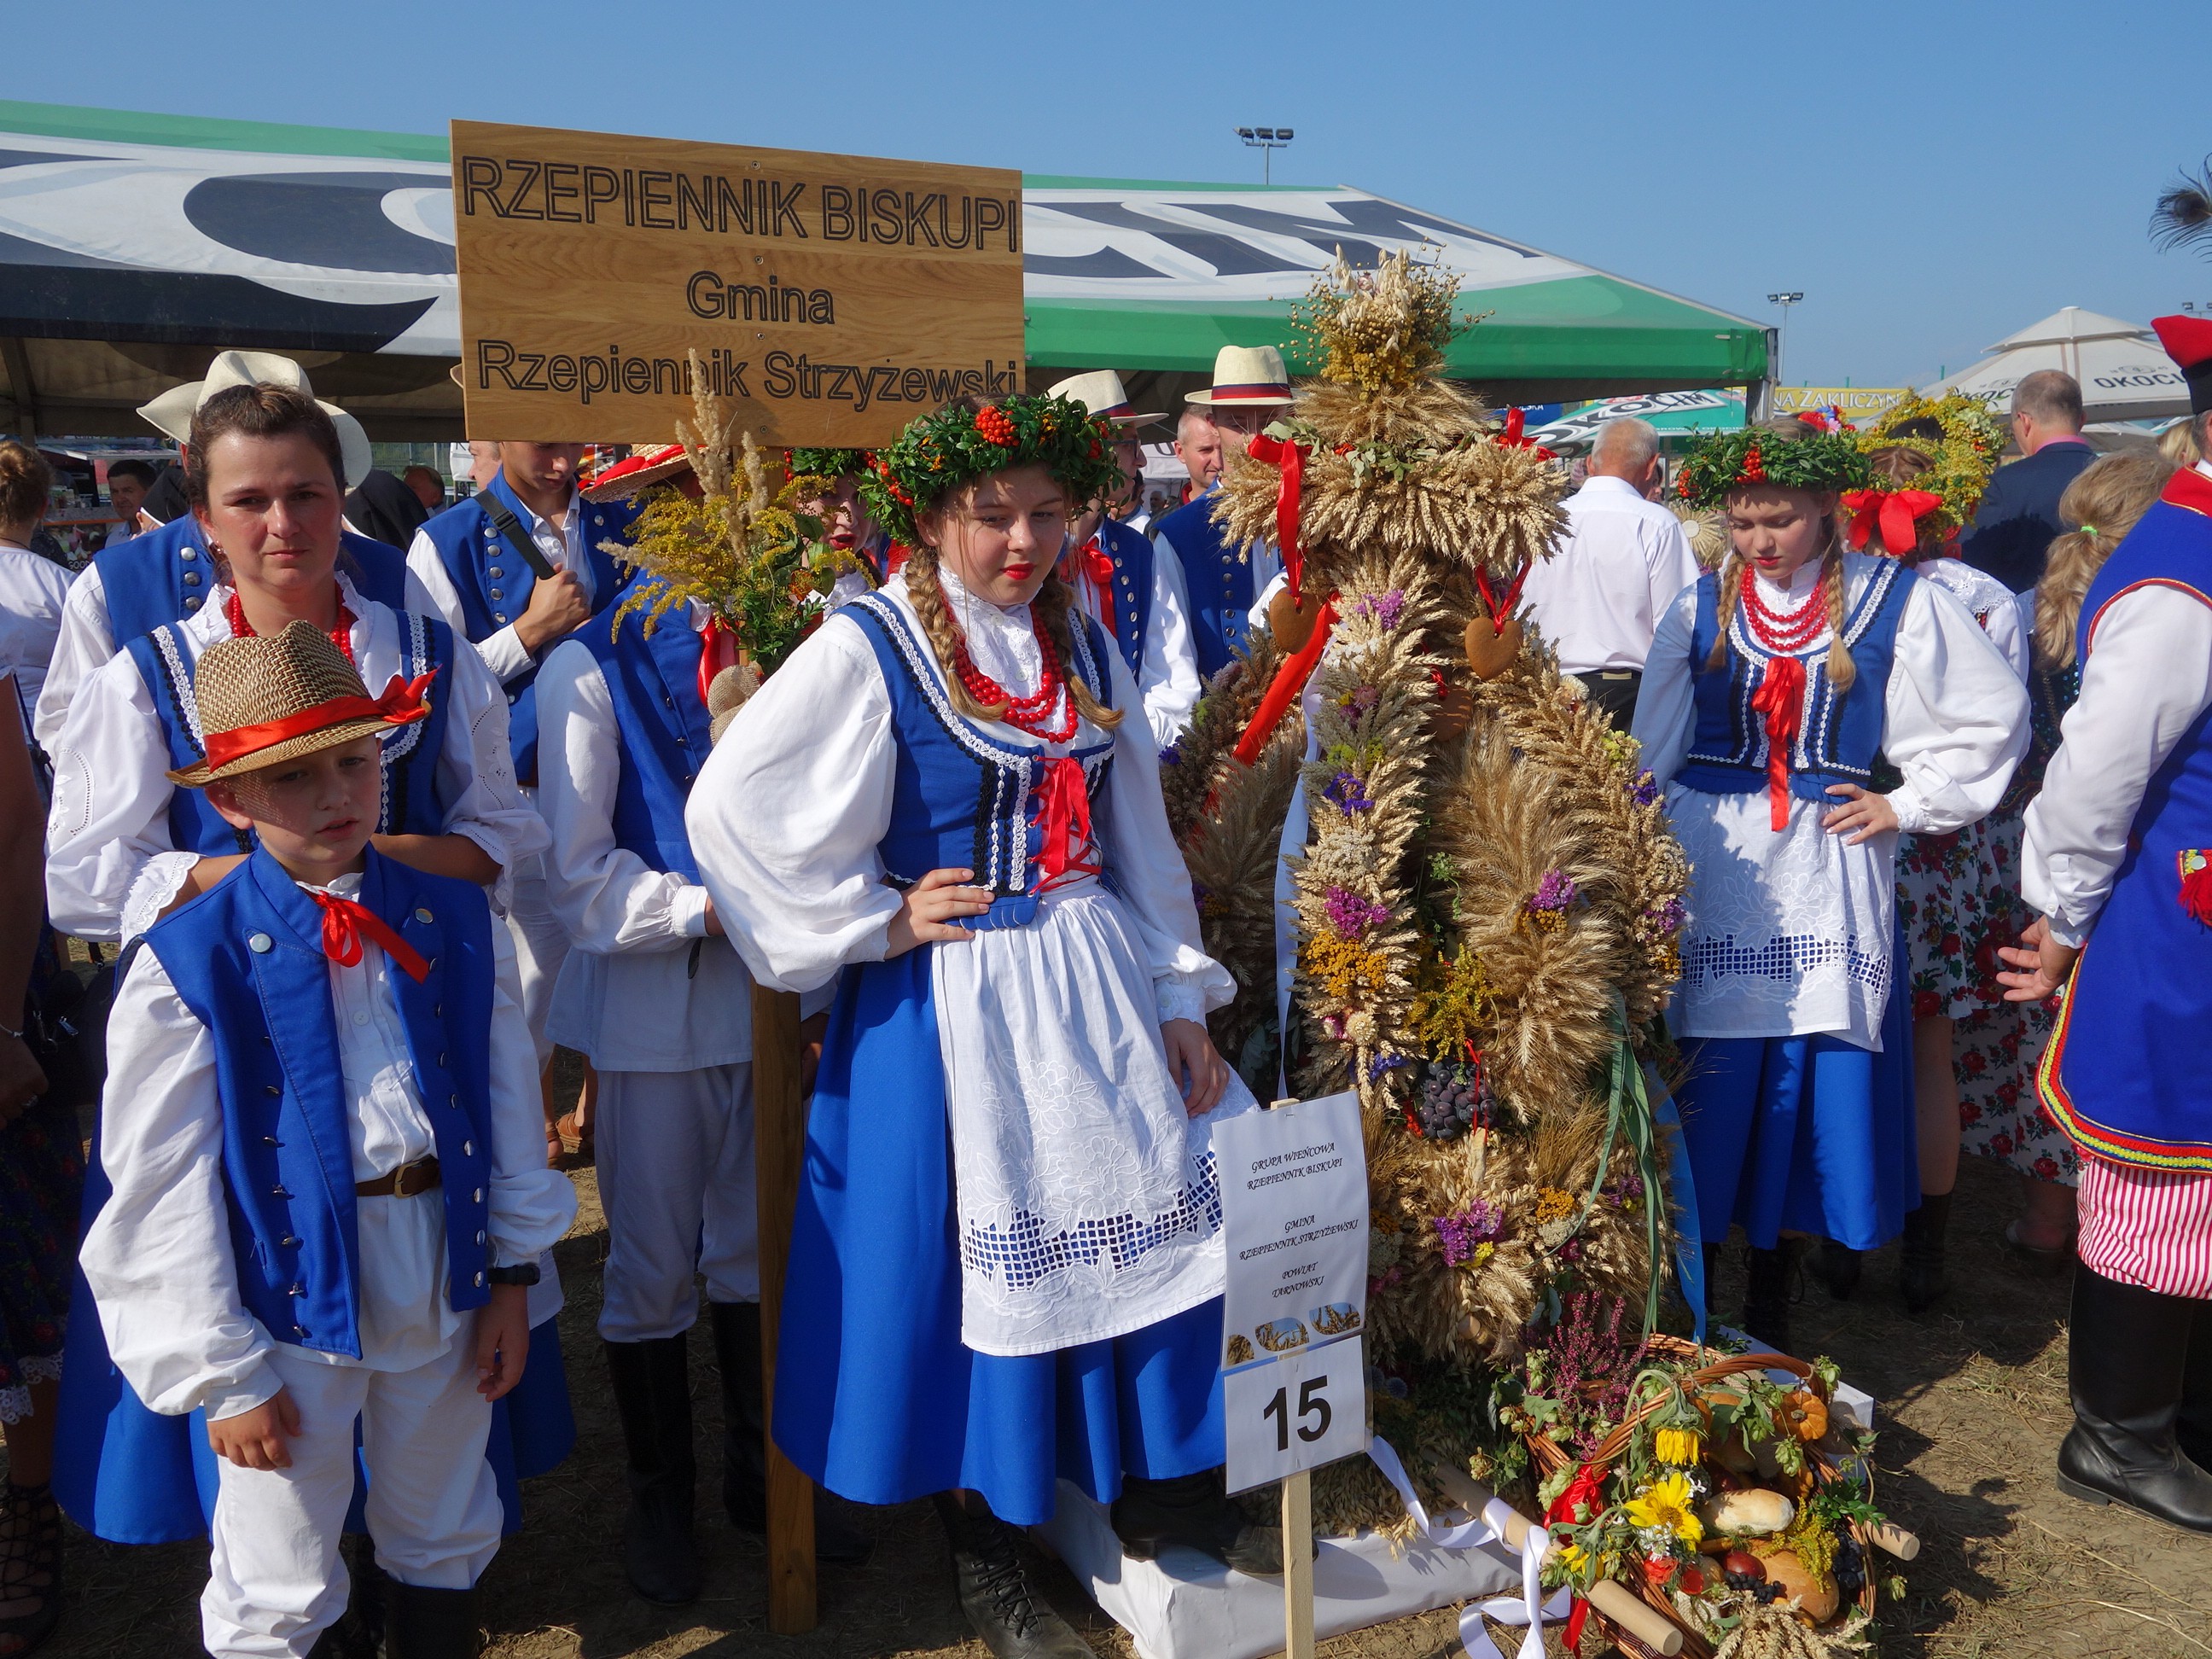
[{"x1": 2077, "y1": 1155, "x2": 2212, "y2": 1298}]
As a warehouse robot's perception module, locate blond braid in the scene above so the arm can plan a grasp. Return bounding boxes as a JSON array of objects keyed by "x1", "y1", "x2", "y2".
[
  {"x1": 1030, "y1": 570, "x2": 1125, "y2": 731},
  {"x1": 903, "y1": 544, "x2": 1007, "y2": 722},
  {"x1": 1705, "y1": 543, "x2": 1750, "y2": 672},
  {"x1": 1819, "y1": 542, "x2": 1856, "y2": 691}
]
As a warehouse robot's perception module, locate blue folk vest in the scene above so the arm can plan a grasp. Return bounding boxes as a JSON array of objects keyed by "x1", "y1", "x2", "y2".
[
  {"x1": 2041, "y1": 483, "x2": 2212, "y2": 1171},
  {"x1": 96, "y1": 518, "x2": 409, "y2": 645},
  {"x1": 1094, "y1": 518, "x2": 1155, "y2": 683},
  {"x1": 143, "y1": 848, "x2": 498, "y2": 1360},
  {"x1": 579, "y1": 585, "x2": 713, "y2": 882},
  {"x1": 1154, "y1": 487, "x2": 1257, "y2": 682},
  {"x1": 416, "y1": 476, "x2": 637, "y2": 784},
  {"x1": 841, "y1": 592, "x2": 1116, "y2": 932},
  {"x1": 1674, "y1": 556, "x2": 1912, "y2": 805},
  {"x1": 124, "y1": 609, "x2": 455, "y2": 855}
]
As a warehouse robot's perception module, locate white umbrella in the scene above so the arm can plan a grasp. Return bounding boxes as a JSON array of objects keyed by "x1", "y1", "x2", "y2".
[{"x1": 1921, "y1": 307, "x2": 2189, "y2": 423}]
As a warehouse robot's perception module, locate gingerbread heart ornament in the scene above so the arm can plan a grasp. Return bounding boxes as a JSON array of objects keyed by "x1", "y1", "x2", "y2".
[
  {"x1": 1267, "y1": 586, "x2": 1327, "y2": 655},
  {"x1": 1464, "y1": 613, "x2": 1523, "y2": 681}
]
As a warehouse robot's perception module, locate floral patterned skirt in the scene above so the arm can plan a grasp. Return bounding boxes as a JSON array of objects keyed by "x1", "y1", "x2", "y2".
[
  {"x1": 1895, "y1": 817, "x2": 2012, "y2": 1023},
  {"x1": 0, "y1": 1092, "x2": 84, "y2": 1423},
  {"x1": 1953, "y1": 809, "x2": 2077, "y2": 1186}
]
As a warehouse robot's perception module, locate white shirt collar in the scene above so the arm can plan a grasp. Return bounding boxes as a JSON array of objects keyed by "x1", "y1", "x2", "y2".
[{"x1": 1576, "y1": 474, "x2": 1646, "y2": 502}]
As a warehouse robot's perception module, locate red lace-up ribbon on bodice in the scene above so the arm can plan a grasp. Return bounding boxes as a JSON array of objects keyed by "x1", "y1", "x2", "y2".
[{"x1": 1033, "y1": 756, "x2": 1101, "y2": 892}]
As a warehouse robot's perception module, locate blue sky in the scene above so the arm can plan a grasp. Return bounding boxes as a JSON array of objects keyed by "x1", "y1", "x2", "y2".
[{"x1": 20, "y1": 0, "x2": 2211, "y2": 389}]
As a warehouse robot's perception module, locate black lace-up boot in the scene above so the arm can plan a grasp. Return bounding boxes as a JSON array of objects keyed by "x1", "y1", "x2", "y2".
[
  {"x1": 1111, "y1": 1468, "x2": 1287, "y2": 1575},
  {"x1": 933, "y1": 1490, "x2": 1097, "y2": 1658}
]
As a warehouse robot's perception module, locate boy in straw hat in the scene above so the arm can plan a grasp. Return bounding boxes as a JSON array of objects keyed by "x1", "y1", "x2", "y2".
[
  {"x1": 33, "y1": 348, "x2": 428, "y2": 753},
  {"x1": 1047, "y1": 370, "x2": 1203, "y2": 746},
  {"x1": 1149, "y1": 344, "x2": 1295, "y2": 680},
  {"x1": 79, "y1": 621, "x2": 577, "y2": 1656}
]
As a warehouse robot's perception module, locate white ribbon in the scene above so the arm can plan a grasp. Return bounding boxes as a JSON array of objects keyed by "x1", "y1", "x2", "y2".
[{"x1": 1364, "y1": 1438, "x2": 1574, "y2": 1659}]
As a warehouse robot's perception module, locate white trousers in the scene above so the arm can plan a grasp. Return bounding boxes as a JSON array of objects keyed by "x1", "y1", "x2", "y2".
[
  {"x1": 595, "y1": 1063, "x2": 758, "y2": 1341},
  {"x1": 504, "y1": 852, "x2": 572, "y2": 1066},
  {"x1": 201, "y1": 1337, "x2": 500, "y2": 1658}
]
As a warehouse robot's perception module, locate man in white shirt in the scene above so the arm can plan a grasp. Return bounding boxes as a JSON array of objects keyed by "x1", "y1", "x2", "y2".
[{"x1": 1517, "y1": 416, "x2": 1701, "y2": 731}]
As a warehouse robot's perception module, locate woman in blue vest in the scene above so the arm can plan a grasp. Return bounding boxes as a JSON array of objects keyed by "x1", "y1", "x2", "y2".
[
  {"x1": 42, "y1": 385, "x2": 568, "y2": 1559},
  {"x1": 1630, "y1": 419, "x2": 2028, "y2": 1351},
  {"x1": 691, "y1": 395, "x2": 1270, "y2": 1659}
]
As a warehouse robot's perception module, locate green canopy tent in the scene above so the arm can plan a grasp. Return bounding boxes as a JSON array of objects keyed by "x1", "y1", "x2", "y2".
[{"x1": 0, "y1": 100, "x2": 1769, "y2": 438}]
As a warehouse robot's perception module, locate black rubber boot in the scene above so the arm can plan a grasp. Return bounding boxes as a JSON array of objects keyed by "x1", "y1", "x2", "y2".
[
  {"x1": 602, "y1": 1334, "x2": 701, "y2": 1604},
  {"x1": 2055, "y1": 1267, "x2": 2212, "y2": 1534},
  {"x1": 1900, "y1": 1191, "x2": 1952, "y2": 1315},
  {"x1": 2180, "y1": 1300, "x2": 2212, "y2": 1471},
  {"x1": 317, "y1": 1537, "x2": 385, "y2": 1659},
  {"x1": 1110, "y1": 1468, "x2": 1287, "y2": 1576},
  {"x1": 381, "y1": 1580, "x2": 481, "y2": 1658},
  {"x1": 707, "y1": 1300, "x2": 874, "y2": 1566},
  {"x1": 1741, "y1": 1237, "x2": 1804, "y2": 1354},
  {"x1": 1818, "y1": 1237, "x2": 1863, "y2": 1301},
  {"x1": 933, "y1": 1491, "x2": 1096, "y2": 1658}
]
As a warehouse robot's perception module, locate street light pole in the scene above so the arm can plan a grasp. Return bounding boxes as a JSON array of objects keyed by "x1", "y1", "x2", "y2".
[
  {"x1": 1767, "y1": 291, "x2": 1803, "y2": 390},
  {"x1": 1236, "y1": 126, "x2": 1295, "y2": 185}
]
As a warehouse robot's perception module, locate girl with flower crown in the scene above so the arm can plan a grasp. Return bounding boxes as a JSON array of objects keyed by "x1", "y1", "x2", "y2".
[
  {"x1": 1631, "y1": 416, "x2": 2027, "y2": 1351},
  {"x1": 690, "y1": 394, "x2": 1266, "y2": 1659}
]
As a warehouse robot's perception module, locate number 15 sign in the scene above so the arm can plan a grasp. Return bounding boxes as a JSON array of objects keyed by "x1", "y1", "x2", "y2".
[{"x1": 1215, "y1": 1092, "x2": 1370, "y2": 1493}]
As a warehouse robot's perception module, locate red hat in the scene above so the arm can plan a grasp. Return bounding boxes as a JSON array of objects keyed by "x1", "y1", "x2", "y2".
[{"x1": 2153, "y1": 314, "x2": 2212, "y2": 415}]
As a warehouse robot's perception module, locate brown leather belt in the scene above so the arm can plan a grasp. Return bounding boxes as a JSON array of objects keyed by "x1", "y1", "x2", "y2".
[{"x1": 356, "y1": 1155, "x2": 441, "y2": 1199}]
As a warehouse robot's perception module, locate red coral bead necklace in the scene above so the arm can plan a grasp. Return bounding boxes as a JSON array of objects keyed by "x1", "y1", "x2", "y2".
[
  {"x1": 1737, "y1": 564, "x2": 1825, "y2": 654},
  {"x1": 951, "y1": 615, "x2": 1078, "y2": 742}
]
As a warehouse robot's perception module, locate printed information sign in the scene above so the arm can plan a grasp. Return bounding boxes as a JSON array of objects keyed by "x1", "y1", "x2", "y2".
[{"x1": 451, "y1": 119, "x2": 1024, "y2": 445}]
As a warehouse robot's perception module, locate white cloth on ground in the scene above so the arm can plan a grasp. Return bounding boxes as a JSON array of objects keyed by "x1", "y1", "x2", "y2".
[
  {"x1": 1631, "y1": 553, "x2": 2028, "y2": 1046},
  {"x1": 405, "y1": 487, "x2": 596, "y2": 687},
  {"x1": 0, "y1": 543, "x2": 72, "y2": 718},
  {"x1": 593, "y1": 1062, "x2": 758, "y2": 1341},
  {"x1": 2023, "y1": 579, "x2": 2212, "y2": 946},
  {"x1": 688, "y1": 570, "x2": 1251, "y2": 1356},
  {"x1": 200, "y1": 1334, "x2": 501, "y2": 1658},
  {"x1": 40, "y1": 572, "x2": 542, "y2": 942},
  {"x1": 79, "y1": 876, "x2": 576, "y2": 1423},
  {"x1": 1517, "y1": 474, "x2": 1702, "y2": 676},
  {"x1": 32, "y1": 556, "x2": 436, "y2": 753}
]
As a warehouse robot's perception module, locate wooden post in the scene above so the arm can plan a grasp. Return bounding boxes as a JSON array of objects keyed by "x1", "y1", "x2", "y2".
[
  {"x1": 752, "y1": 983, "x2": 817, "y2": 1633},
  {"x1": 1281, "y1": 1469, "x2": 1315, "y2": 1659}
]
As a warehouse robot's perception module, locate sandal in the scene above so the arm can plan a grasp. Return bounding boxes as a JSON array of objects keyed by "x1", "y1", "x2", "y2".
[
  {"x1": 556, "y1": 1108, "x2": 593, "y2": 1161},
  {"x1": 0, "y1": 1481, "x2": 62, "y2": 1656}
]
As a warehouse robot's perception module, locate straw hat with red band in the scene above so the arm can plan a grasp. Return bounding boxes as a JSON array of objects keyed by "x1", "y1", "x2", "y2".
[
  {"x1": 2154, "y1": 313, "x2": 2212, "y2": 416},
  {"x1": 1184, "y1": 344, "x2": 1295, "y2": 409},
  {"x1": 167, "y1": 620, "x2": 437, "y2": 787},
  {"x1": 1047, "y1": 370, "x2": 1166, "y2": 430},
  {"x1": 582, "y1": 443, "x2": 694, "y2": 502}
]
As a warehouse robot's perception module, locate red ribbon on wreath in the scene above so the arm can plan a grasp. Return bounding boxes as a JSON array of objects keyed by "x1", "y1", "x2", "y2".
[{"x1": 1244, "y1": 431, "x2": 1308, "y2": 605}]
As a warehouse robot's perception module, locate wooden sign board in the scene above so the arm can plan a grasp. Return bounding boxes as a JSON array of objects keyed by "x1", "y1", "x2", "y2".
[{"x1": 451, "y1": 119, "x2": 1025, "y2": 445}]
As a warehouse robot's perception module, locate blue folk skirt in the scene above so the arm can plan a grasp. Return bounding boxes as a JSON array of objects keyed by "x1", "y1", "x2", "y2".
[
  {"x1": 1677, "y1": 954, "x2": 1920, "y2": 1253},
  {"x1": 774, "y1": 947, "x2": 1225, "y2": 1528},
  {"x1": 54, "y1": 1142, "x2": 573, "y2": 1544}
]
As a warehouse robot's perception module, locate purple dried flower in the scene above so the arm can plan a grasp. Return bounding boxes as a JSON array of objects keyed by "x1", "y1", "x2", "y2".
[
  {"x1": 1342, "y1": 684, "x2": 1381, "y2": 714},
  {"x1": 1369, "y1": 1052, "x2": 1409, "y2": 1080},
  {"x1": 1529, "y1": 870, "x2": 1579, "y2": 912},
  {"x1": 1351, "y1": 590, "x2": 1408, "y2": 630},
  {"x1": 1324, "y1": 770, "x2": 1374, "y2": 813},
  {"x1": 1324, "y1": 885, "x2": 1390, "y2": 937},
  {"x1": 1630, "y1": 771, "x2": 1660, "y2": 806},
  {"x1": 1161, "y1": 744, "x2": 1183, "y2": 767},
  {"x1": 1434, "y1": 1198, "x2": 1505, "y2": 1266},
  {"x1": 1645, "y1": 897, "x2": 1685, "y2": 935},
  {"x1": 1607, "y1": 1173, "x2": 1647, "y2": 1208}
]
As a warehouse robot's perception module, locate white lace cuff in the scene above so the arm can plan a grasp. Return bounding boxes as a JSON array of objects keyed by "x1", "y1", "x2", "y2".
[
  {"x1": 1154, "y1": 973, "x2": 1208, "y2": 1027},
  {"x1": 121, "y1": 853, "x2": 202, "y2": 945}
]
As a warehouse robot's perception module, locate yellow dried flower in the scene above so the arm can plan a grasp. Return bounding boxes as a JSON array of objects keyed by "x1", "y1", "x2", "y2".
[
  {"x1": 1655, "y1": 1427, "x2": 1703, "y2": 1465},
  {"x1": 1533, "y1": 1187, "x2": 1575, "y2": 1225}
]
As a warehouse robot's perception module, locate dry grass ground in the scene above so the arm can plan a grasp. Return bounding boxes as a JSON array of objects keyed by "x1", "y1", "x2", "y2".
[{"x1": 32, "y1": 1093, "x2": 2212, "y2": 1658}]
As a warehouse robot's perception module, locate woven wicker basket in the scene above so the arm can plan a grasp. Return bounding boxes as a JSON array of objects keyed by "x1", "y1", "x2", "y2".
[{"x1": 1519, "y1": 1334, "x2": 1879, "y2": 1657}]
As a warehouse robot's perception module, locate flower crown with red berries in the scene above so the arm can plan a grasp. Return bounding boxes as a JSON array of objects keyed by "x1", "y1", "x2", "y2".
[
  {"x1": 857, "y1": 393, "x2": 1122, "y2": 550},
  {"x1": 1674, "y1": 426, "x2": 1869, "y2": 509}
]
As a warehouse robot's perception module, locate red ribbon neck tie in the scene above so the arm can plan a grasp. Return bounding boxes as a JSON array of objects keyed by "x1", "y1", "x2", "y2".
[
  {"x1": 1069, "y1": 537, "x2": 1120, "y2": 639},
  {"x1": 1033, "y1": 755, "x2": 1098, "y2": 889},
  {"x1": 1840, "y1": 486, "x2": 1945, "y2": 556},
  {"x1": 200, "y1": 670, "x2": 438, "y2": 771},
  {"x1": 696, "y1": 615, "x2": 742, "y2": 707},
  {"x1": 312, "y1": 892, "x2": 431, "y2": 982},
  {"x1": 1234, "y1": 597, "x2": 1338, "y2": 767},
  {"x1": 1749, "y1": 654, "x2": 1807, "y2": 830},
  {"x1": 1245, "y1": 431, "x2": 1308, "y2": 605},
  {"x1": 1545, "y1": 1462, "x2": 1607, "y2": 1649}
]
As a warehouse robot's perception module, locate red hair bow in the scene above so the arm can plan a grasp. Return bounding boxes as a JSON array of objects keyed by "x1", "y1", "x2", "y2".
[{"x1": 1841, "y1": 486, "x2": 1944, "y2": 556}]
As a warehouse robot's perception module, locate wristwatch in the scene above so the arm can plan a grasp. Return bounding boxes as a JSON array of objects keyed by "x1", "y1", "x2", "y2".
[{"x1": 486, "y1": 1262, "x2": 541, "y2": 1287}]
